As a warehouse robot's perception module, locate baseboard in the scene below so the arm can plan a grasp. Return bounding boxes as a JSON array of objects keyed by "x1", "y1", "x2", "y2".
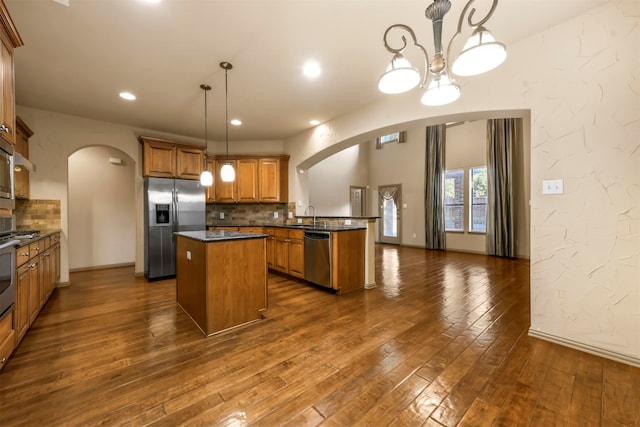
[
  {"x1": 69, "y1": 262, "x2": 135, "y2": 273},
  {"x1": 528, "y1": 328, "x2": 640, "y2": 368}
]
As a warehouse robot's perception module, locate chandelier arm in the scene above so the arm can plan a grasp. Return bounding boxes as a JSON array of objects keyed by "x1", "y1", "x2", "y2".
[{"x1": 382, "y1": 24, "x2": 431, "y2": 87}]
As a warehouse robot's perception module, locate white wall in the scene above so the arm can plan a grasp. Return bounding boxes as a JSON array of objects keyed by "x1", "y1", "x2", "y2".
[
  {"x1": 285, "y1": 1, "x2": 639, "y2": 365},
  {"x1": 68, "y1": 146, "x2": 135, "y2": 270},
  {"x1": 308, "y1": 143, "x2": 369, "y2": 216}
]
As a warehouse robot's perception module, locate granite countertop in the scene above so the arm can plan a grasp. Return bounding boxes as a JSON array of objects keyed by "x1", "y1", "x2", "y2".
[
  {"x1": 175, "y1": 230, "x2": 268, "y2": 242},
  {"x1": 209, "y1": 223, "x2": 366, "y2": 232},
  {"x1": 14, "y1": 229, "x2": 62, "y2": 248}
]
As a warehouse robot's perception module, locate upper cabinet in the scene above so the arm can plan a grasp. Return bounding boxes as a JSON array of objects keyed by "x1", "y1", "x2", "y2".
[
  {"x1": 139, "y1": 136, "x2": 205, "y2": 180},
  {"x1": 0, "y1": 1, "x2": 23, "y2": 145},
  {"x1": 213, "y1": 155, "x2": 289, "y2": 204},
  {"x1": 14, "y1": 116, "x2": 32, "y2": 199}
]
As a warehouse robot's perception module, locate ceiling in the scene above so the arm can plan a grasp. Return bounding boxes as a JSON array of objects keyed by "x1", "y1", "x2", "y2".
[{"x1": 6, "y1": 0, "x2": 600, "y2": 143}]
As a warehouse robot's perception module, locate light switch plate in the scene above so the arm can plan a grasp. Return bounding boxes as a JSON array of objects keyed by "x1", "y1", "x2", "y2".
[
  {"x1": 273, "y1": 212, "x2": 279, "y2": 219},
  {"x1": 219, "y1": 212, "x2": 224, "y2": 219},
  {"x1": 345, "y1": 219, "x2": 352, "y2": 225},
  {"x1": 543, "y1": 179, "x2": 564, "y2": 195},
  {"x1": 288, "y1": 212, "x2": 293, "y2": 219}
]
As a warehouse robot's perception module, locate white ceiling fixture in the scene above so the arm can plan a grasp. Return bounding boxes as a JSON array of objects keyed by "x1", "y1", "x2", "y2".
[
  {"x1": 309, "y1": 120, "x2": 320, "y2": 126},
  {"x1": 378, "y1": 0, "x2": 506, "y2": 106},
  {"x1": 230, "y1": 119, "x2": 241, "y2": 126},
  {"x1": 119, "y1": 92, "x2": 136, "y2": 101},
  {"x1": 51, "y1": 0, "x2": 69, "y2": 6},
  {"x1": 303, "y1": 61, "x2": 321, "y2": 79}
]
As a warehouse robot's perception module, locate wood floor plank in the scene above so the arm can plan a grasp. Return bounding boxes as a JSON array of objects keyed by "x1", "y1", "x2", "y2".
[{"x1": 0, "y1": 245, "x2": 638, "y2": 426}]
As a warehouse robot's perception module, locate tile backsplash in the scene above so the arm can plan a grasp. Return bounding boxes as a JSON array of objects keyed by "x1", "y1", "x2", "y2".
[
  {"x1": 206, "y1": 202, "x2": 295, "y2": 226},
  {"x1": 14, "y1": 199, "x2": 61, "y2": 231}
]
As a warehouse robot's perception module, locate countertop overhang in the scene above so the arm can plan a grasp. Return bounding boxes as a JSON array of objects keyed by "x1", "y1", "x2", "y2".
[{"x1": 175, "y1": 230, "x2": 268, "y2": 242}]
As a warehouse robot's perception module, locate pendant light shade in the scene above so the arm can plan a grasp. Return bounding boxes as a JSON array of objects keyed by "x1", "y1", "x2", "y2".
[
  {"x1": 451, "y1": 26, "x2": 506, "y2": 76},
  {"x1": 420, "y1": 72, "x2": 460, "y2": 106},
  {"x1": 199, "y1": 84, "x2": 213, "y2": 186},
  {"x1": 377, "y1": 54, "x2": 420, "y2": 94},
  {"x1": 220, "y1": 61, "x2": 235, "y2": 183},
  {"x1": 220, "y1": 162, "x2": 235, "y2": 182}
]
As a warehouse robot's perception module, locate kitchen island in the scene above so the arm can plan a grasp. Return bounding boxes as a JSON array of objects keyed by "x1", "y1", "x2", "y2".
[{"x1": 174, "y1": 230, "x2": 267, "y2": 336}]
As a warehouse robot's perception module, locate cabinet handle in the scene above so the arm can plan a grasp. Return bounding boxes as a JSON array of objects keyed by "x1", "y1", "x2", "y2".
[
  {"x1": 23, "y1": 252, "x2": 29, "y2": 257},
  {"x1": 1, "y1": 358, "x2": 7, "y2": 364},
  {"x1": 0, "y1": 124, "x2": 8, "y2": 133}
]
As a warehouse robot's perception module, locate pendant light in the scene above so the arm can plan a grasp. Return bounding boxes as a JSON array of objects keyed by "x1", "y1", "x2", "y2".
[
  {"x1": 199, "y1": 84, "x2": 213, "y2": 186},
  {"x1": 219, "y1": 61, "x2": 235, "y2": 183}
]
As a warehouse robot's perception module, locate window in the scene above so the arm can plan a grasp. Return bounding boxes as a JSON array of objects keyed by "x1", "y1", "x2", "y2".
[
  {"x1": 444, "y1": 169, "x2": 464, "y2": 231},
  {"x1": 375, "y1": 131, "x2": 406, "y2": 148},
  {"x1": 470, "y1": 166, "x2": 487, "y2": 232}
]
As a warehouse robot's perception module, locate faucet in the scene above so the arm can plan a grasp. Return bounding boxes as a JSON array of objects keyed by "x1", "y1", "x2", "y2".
[{"x1": 305, "y1": 205, "x2": 316, "y2": 227}]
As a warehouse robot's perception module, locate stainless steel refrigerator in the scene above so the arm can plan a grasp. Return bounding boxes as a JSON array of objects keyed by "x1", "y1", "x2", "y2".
[{"x1": 144, "y1": 177, "x2": 206, "y2": 280}]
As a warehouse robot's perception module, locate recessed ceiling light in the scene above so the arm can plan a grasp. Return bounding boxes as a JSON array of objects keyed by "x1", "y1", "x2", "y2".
[
  {"x1": 309, "y1": 120, "x2": 320, "y2": 126},
  {"x1": 303, "y1": 61, "x2": 321, "y2": 78},
  {"x1": 119, "y1": 92, "x2": 136, "y2": 101},
  {"x1": 141, "y1": 0, "x2": 162, "y2": 3},
  {"x1": 230, "y1": 119, "x2": 242, "y2": 126}
]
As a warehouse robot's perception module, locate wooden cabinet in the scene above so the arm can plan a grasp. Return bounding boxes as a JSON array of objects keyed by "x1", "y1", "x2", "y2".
[
  {"x1": 14, "y1": 116, "x2": 33, "y2": 199},
  {"x1": 0, "y1": 310, "x2": 14, "y2": 371},
  {"x1": 259, "y1": 158, "x2": 288, "y2": 203},
  {"x1": 140, "y1": 137, "x2": 205, "y2": 180},
  {"x1": 15, "y1": 263, "x2": 29, "y2": 344},
  {"x1": 264, "y1": 227, "x2": 275, "y2": 268},
  {"x1": 0, "y1": 2, "x2": 22, "y2": 146},
  {"x1": 288, "y1": 229, "x2": 304, "y2": 279},
  {"x1": 210, "y1": 155, "x2": 289, "y2": 204},
  {"x1": 271, "y1": 228, "x2": 304, "y2": 278},
  {"x1": 12, "y1": 233, "x2": 61, "y2": 353},
  {"x1": 214, "y1": 159, "x2": 237, "y2": 203},
  {"x1": 237, "y1": 159, "x2": 258, "y2": 203},
  {"x1": 331, "y1": 229, "x2": 366, "y2": 293}
]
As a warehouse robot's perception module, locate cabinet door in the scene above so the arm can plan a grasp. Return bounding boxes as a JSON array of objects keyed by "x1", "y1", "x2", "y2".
[
  {"x1": 273, "y1": 238, "x2": 289, "y2": 273},
  {"x1": 205, "y1": 157, "x2": 216, "y2": 203},
  {"x1": 259, "y1": 159, "x2": 280, "y2": 202},
  {"x1": 176, "y1": 146, "x2": 204, "y2": 180},
  {"x1": 237, "y1": 159, "x2": 258, "y2": 203},
  {"x1": 215, "y1": 159, "x2": 237, "y2": 203},
  {"x1": 143, "y1": 141, "x2": 176, "y2": 178},
  {"x1": 28, "y1": 257, "x2": 40, "y2": 324},
  {"x1": 15, "y1": 263, "x2": 29, "y2": 344},
  {"x1": 0, "y1": 39, "x2": 15, "y2": 144},
  {"x1": 14, "y1": 123, "x2": 29, "y2": 199},
  {"x1": 288, "y1": 239, "x2": 305, "y2": 278}
]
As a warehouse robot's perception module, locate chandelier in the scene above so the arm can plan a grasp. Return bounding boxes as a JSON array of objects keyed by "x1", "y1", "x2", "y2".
[{"x1": 378, "y1": 0, "x2": 506, "y2": 106}]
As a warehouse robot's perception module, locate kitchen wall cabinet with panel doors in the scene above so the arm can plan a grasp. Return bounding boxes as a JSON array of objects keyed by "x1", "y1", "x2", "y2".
[
  {"x1": 14, "y1": 116, "x2": 33, "y2": 199},
  {"x1": 209, "y1": 155, "x2": 289, "y2": 204},
  {"x1": 205, "y1": 157, "x2": 216, "y2": 203},
  {"x1": 0, "y1": 1, "x2": 23, "y2": 146},
  {"x1": 139, "y1": 136, "x2": 205, "y2": 180}
]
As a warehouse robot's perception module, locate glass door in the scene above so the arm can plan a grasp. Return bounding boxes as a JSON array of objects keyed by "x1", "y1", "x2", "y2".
[{"x1": 378, "y1": 184, "x2": 401, "y2": 244}]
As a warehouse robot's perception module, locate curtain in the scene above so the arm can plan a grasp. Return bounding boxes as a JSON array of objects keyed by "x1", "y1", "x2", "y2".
[
  {"x1": 486, "y1": 118, "x2": 517, "y2": 257},
  {"x1": 425, "y1": 124, "x2": 446, "y2": 250}
]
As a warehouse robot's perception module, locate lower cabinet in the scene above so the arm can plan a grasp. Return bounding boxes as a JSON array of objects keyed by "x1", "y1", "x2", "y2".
[
  {"x1": 13, "y1": 233, "x2": 61, "y2": 352},
  {"x1": 0, "y1": 311, "x2": 15, "y2": 371},
  {"x1": 272, "y1": 228, "x2": 304, "y2": 279}
]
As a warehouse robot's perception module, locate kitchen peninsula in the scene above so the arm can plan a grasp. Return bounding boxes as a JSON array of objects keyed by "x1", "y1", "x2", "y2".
[{"x1": 175, "y1": 230, "x2": 267, "y2": 336}]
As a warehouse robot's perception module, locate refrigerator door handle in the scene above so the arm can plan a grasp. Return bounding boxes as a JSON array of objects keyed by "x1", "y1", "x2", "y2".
[{"x1": 172, "y1": 188, "x2": 178, "y2": 231}]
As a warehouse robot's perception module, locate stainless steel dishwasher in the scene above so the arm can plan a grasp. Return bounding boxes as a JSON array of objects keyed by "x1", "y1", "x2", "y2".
[{"x1": 304, "y1": 231, "x2": 332, "y2": 288}]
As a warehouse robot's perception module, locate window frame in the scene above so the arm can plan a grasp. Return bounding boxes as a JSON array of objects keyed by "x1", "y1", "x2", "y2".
[
  {"x1": 469, "y1": 165, "x2": 488, "y2": 234},
  {"x1": 444, "y1": 168, "x2": 465, "y2": 232}
]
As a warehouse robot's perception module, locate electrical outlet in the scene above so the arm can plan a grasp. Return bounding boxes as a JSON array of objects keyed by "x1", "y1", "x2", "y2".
[
  {"x1": 219, "y1": 212, "x2": 224, "y2": 219},
  {"x1": 345, "y1": 219, "x2": 352, "y2": 225},
  {"x1": 543, "y1": 179, "x2": 563, "y2": 195},
  {"x1": 186, "y1": 251, "x2": 191, "y2": 260},
  {"x1": 297, "y1": 218, "x2": 302, "y2": 224},
  {"x1": 412, "y1": 233, "x2": 417, "y2": 238},
  {"x1": 288, "y1": 212, "x2": 293, "y2": 219},
  {"x1": 273, "y1": 212, "x2": 279, "y2": 219}
]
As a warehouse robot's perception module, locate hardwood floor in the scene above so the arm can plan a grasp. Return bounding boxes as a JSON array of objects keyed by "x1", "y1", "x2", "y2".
[{"x1": 1, "y1": 244, "x2": 639, "y2": 426}]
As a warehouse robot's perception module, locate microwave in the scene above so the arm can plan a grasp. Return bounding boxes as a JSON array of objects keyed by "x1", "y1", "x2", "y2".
[{"x1": 0, "y1": 137, "x2": 14, "y2": 210}]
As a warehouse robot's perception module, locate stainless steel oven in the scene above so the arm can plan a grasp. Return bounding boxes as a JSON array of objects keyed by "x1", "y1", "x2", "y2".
[
  {"x1": 0, "y1": 239, "x2": 17, "y2": 319},
  {"x1": 0, "y1": 137, "x2": 15, "y2": 210}
]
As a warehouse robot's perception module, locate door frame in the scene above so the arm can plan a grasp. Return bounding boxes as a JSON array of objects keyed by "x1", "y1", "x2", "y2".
[{"x1": 378, "y1": 184, "x2": 402, "y2": 245}]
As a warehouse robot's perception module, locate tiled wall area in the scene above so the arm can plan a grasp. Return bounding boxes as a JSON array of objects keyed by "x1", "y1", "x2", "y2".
[{"x1": 14, "y1": 199, "x2": 61, "y2": 231}]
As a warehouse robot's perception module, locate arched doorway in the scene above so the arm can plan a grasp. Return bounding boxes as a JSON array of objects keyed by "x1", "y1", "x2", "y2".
[{"x1": 68, "y1": 146, "x2": 135, "y2": 271}]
